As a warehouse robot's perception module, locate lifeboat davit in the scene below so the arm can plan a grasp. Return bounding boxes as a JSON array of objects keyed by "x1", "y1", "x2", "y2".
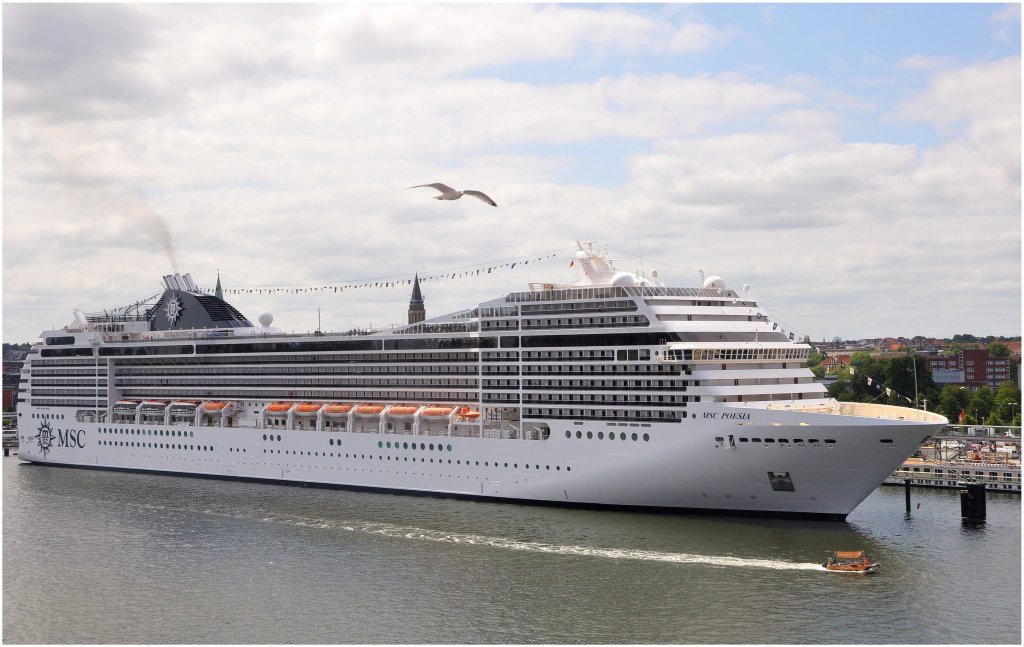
[
  {"x1": 294, "y1": 402, "x2": 324, "y2": 416},
  {"x1": 354, "y1": 404, "x2": 385, "y2": 417},
  {"x1": 265, "y1": 402, "x2": 293, "y2": 415},
  {"x1": 323, "y1": 404, "x2": 354, "y2": 417},
  {"x1": 421, "y1": 406, "x2": 456, "y2": 419}
]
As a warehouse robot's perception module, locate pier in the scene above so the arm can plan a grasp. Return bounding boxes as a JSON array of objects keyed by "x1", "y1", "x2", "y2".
[
  {"x1": 884, "y1": 425, "x2": 1021, "y2": 493},
  {"x1": 2, "y1": 412, "x2": 16, "y2": 456}
]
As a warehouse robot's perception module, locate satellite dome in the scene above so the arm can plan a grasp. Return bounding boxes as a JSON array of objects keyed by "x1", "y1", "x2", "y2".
[
  {"x1": 703, "y1": 275, "x2": 726, "y2": 290},
  {"x1": 258, "y1": 312, "x2": 274, "y2": 327},
  {"x1": 611, "y1": 271, "x2": 636, "y2": 287}
]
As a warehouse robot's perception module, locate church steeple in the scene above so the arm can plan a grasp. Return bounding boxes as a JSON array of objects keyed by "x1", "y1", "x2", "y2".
[
  {"x1": 214, "y1": 271, "x2": 223, "y2": 300},
  {"x1": 408, "y1": 273, "x2": 425, "y2": 324}
]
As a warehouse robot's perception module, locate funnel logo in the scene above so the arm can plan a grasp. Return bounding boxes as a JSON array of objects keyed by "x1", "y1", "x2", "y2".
[
  {"x1": 35, "y1": 421, "x2": 55, "y2": 458},
  {"x1": 164, "y1": 295, "x2": 183, "y2": 325}
]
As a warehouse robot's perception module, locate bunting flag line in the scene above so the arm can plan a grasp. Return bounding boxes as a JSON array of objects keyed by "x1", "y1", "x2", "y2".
[
  {"x1": 847, "y1": 367, "x2": 923, "y2": 409},
  {"x1": 201, "y1": 249, "x2": 567, "y2": 296}
]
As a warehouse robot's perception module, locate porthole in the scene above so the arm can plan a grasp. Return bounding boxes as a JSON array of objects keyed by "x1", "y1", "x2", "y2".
[
  {"x1": 429, "y1": 444, "x2": 435, "y2": 450},
  {"x1": 378, "y1": 441, "x2": 383, "y2": 448},
  {"x1": 586, "y1": 431, "x2": 593, "y2": 439},
  {"x1": 447, "y1": 444, "x2": 452, "y2": 452},
  {"x1": 631, "y1": 433, "x2": 638, "y2": 441},
  {"x1": 576, "y1": 431, "x2": 582, "y2": 439},
  {"x1": 403, "y1": 442, "x2": 409, "y2": 449},
  {"x1": 598, "y1": 432, "x2": 604, "y2": 439},
  {"x1": 643, "y1": 433, "x2": 649, "y2": 442},
  {"x1": 619, "y1": 433, "x2": 626, "y2": 441},
  {"x1": 277, "y1": 435, "x2": 281, "y2": 441},
  {"x1": 565, "y1": 431, "x2": 571, "y2": 439}
]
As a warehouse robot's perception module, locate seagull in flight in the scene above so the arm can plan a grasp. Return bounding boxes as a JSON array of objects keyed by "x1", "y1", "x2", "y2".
[{"x1": 408, "y1": 183, "x2": 497, "y2": 207}]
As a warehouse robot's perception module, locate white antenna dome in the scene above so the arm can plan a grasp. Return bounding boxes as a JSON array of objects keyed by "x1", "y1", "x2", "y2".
[
  {"x1": 703, "y1": 275, "x2": 726, "y2": 290},
  {"x1": 258, "y1": 312, "x2": 274, "y2": 327},
  {"x1": 611, "y1": 271, "x2": 636, "y2": 287}
]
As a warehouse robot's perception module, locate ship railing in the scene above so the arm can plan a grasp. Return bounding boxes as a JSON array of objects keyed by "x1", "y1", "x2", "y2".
[
  {"x1": 767, "y1": 401, "x2": 946, "y2": 423},
  {"x1": 931, "y1": 425, "x2": 1021, "y2": 439},
  {"x1": 482, "y1": 421, "x2": 519, "y2": 440},
  {"x1": 890, "y1": 468, "x2": 1021, "y2": 487}
]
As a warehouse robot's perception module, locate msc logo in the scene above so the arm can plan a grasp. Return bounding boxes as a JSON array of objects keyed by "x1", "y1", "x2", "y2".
[
  {"x1": 58, "y1": 428, "x2": 86, "y2": 449},
  {"x1": 33, "y1": 421, "x2": 85, "y2": 458}
]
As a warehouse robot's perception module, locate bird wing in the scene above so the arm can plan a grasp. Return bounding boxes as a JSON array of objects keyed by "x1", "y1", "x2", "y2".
[
  {"x1": 463, "y1": 190, "x2": 497, "y2": 207},
  {"x1": 408, "y1": 183, "x2": 454, "y2": 194}
]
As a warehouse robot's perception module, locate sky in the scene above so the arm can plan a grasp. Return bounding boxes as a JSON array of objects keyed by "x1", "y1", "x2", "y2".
[{"x1": 3, "y1": 3, "x2": 1021, "y2": 344}]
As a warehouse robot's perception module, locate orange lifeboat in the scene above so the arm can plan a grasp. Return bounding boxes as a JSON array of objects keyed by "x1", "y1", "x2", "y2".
[
  {"x1": 294, "y1": 402, "x2": 324, "y2": 416},
  {"x1": 323, "y1": 404, "x2": 354, "y2": 417},
  {"x1": 354, "y1": 404, "x2": 385, "y2": 416},
  {"x1": 458, "y1": 407, "x2": 481, "y2": 419},
  {"x1": 422, "y1": 406, "x2": 456, "y2": 418},
  {"x1": 265, "y1": 402, "x2": 293, "y2": 415},
  {"x1": 388, "y1": 405, "x2": 420, "y2": 417},
  {"x1": 201, "y1": 401, "x2": 229, "y2": 411}
]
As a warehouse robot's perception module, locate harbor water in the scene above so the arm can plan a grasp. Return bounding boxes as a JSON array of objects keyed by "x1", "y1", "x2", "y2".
[{"x1": 3, "y1": 455, "x2": 1020, "y2": 644}]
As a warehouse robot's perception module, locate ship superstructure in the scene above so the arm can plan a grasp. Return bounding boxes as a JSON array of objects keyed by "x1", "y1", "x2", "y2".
[{"x1": 15, "y1": 243, "x2": 947, "y2": 519}]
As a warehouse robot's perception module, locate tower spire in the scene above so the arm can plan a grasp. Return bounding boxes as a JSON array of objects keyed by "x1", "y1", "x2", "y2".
[
  {"x1": 215, "y1": 270, "x2": 223, "y2": 300},
  {"x1": 408, "y1": 273, "x2": 425, "y2": 324}
]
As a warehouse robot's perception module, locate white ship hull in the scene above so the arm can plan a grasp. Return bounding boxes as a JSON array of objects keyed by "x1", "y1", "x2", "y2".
[{"x1": 18, "y1": 403, "x2": 937, "y2": 519}]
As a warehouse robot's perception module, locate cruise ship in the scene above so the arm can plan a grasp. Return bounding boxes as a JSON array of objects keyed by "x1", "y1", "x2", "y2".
[{"x1": 15, "y1": 243, "x2": 947, "y2": 519}]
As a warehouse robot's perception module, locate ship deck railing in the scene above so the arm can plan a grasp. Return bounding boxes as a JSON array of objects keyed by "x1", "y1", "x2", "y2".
[{"x1": 766, "y1": 401, "x2": 946, "y2": 423}]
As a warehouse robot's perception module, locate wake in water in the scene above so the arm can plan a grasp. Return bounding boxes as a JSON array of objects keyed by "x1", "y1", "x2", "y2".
[{"x1": 41, "y1": 492, "x2": 824, "y2": 572}]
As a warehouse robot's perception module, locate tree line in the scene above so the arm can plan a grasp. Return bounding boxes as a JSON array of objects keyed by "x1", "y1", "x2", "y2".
[{"x1": 815, "y1": 351, "x2": 1021, "y2": 426}]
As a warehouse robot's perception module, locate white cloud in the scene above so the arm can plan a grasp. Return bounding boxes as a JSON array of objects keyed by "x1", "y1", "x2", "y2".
[{"x1": 2, "y1": 5, "x2": 1020, "y2": 344}]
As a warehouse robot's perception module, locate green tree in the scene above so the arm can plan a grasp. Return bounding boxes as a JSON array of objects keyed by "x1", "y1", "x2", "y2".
[
  {"x1": 992, "y1": 382, "x2": 1022, "y2": 425},
  {"x1": 938, "y1": 385, "x2": 971, "y2": 422},
  {"x1": 968, "y1": 387, "x2": 995, "y2": 424},
  {"x1": 986, "y1": 341, "x2": 1011, "y2": 358},
  {"x1": 884, "y1": 355, "x2": 940, "y2": 408}
]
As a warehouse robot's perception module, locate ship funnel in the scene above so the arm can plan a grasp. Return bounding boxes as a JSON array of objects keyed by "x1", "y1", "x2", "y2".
[
  {"x1": 173, "y1": 273, "x2": 187, "y2": 290},
  {"x1": 162, "y1": 275, "x2": 175, "y2": 290},
  {"x1": 183, "y1": 273, "x2": 199, "y2": 292}
]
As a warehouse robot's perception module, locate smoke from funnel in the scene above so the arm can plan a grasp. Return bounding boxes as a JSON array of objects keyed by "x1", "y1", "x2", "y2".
[{"x1": 145, "y1": 209, "x2": 179, "y2": 274}]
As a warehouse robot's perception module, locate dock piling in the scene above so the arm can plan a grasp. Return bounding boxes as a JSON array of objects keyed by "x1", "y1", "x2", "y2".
[{"x1": 960, "y1": 482, "x2": 987, "y2": 520}]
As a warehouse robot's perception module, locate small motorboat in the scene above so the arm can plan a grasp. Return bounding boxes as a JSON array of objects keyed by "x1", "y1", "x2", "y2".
[{"x1": 823, "y1": 550, "x2": 878, "y2": 573}]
